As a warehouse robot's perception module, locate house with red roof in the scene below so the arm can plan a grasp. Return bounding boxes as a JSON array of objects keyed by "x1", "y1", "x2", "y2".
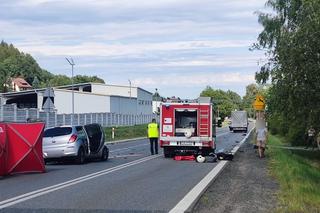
[{"x1": 11, "y1": 78, "x2": 32, "y2": 92}]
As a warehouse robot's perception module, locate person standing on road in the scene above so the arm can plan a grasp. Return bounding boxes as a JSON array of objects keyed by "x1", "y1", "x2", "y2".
[
  {"x1": 305, "y1": 126, "x2": 316, "y2": 149},
  {"x1": 256, "y1": 127, "x2": 268, "y2": 158},
  {"x1": 148, "y1": 118, "x2": 159, "y2": 155}
]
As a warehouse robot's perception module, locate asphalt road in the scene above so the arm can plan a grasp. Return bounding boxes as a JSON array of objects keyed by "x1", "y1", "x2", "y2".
[{"x1": 0, "y1": 124, "x2": 252, "y2": 212}]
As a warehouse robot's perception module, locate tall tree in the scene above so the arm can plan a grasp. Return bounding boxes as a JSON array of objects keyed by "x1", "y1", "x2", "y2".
[
  {"x1": 73, "y1": 75, "x2": 105, "y2": 84},
  {"x1": 253, "y1": 0, "x2": 320, "y2": 144},
  {"x1": 0, "y1": 41, "x2": 106, "y2": 91},
  {"x1": 200, "y1": 86, "x2": 242, "y2": 119},
  {"x1": 0, "y1": 41, "x2": 47, "y2": 92},
  {"x1": 32, "y1": 76, "x2": 40, "y2": 89},
  {"x1": 48, "y1": 75, "x2": 72, "y2": 87}
]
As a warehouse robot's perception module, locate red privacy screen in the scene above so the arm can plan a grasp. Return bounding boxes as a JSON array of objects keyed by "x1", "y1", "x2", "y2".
[
  {"x1": 0, "y1": 122, "x2": 45, "y2": 176},
  {"x1": 0, "y1": 123, "x2": 7, "y2": 176}
]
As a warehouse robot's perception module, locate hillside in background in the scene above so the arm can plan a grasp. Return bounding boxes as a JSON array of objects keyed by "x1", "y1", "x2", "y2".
[{"x1": 0, "y1": 41, "x2": 104, "y2": 92}]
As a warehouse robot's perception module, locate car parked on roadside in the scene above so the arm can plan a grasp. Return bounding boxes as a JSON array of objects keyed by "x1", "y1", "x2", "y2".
[{"x1": 43, "y1": 123, "x2": 108, "y2": 164}]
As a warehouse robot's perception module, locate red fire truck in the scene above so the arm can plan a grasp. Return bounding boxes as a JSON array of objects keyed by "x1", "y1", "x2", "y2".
[{"x1": 159, "y1": 97, "x2": 217, "y2": 158}]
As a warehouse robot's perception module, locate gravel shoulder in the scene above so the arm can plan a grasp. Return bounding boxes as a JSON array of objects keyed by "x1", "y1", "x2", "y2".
[{"x1": 193, "y1": 135, "x2": 279, "y2": 213}]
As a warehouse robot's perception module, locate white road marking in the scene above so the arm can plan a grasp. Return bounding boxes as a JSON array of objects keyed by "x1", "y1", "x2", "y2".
[
  {"x1": 169, "y1": 127, "x2": 254, "y2": 213},
  {"x1": 109, "y1": 143, "x2": 149, "y2": 153},
  {"x1": 216, "y1": 131, "x2": 230, "y2": 137},
  {"x1": 109, "y1": 154, "x2": 143, "y2": 159},
  {"x1": 1, "y1": 129, "x2": 239, "y2": 210},
  {"x1": 0, "y1": 154, "x2": 160, "y2": 209},
  {"x1": 230, "y1": 128, "x2": 254, "y2": 154},
  {"x1": 169, "y1": 161, "x2": 229, "y2": 213}
]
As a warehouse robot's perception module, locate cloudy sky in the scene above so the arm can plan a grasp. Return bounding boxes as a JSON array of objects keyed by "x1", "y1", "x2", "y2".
[{"x1": 0, "y1": 0, "x2": 267, "y2": 98}]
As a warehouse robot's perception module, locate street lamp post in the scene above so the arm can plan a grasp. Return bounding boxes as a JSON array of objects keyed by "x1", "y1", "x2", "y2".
[
  {"x1": 128, "y1": 79, "x2": 132, "y2": 98},
  {"x1": 66, "y1": 57, "x2": 75, "y2": 125},
  {"x1": 128, "y1": 79, "x2": 136, "y2": 124}
]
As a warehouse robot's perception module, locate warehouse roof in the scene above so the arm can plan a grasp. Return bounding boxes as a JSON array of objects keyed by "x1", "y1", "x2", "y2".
[{"x1": 0, "y1": 82, "x2": 152, "y2": 97}]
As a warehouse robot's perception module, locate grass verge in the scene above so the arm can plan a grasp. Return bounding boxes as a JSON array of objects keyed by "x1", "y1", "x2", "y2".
[
  {"x1": 104, "y1": 124, "x2": 147, "y2": 141},
  {"x1": 268, "y1": 134, "x2": 320, "y2": 213}
]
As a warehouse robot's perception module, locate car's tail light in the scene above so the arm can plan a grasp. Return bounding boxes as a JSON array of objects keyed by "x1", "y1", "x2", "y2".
[
  {"x1": 161, "y1": 141, "x2": 170, "y2": 146},
  {"x1": 69, "y1": 134, "x2": 78, "y2": 143}
]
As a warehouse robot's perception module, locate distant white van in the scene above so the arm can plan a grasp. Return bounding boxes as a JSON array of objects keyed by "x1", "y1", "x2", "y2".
[{"x1": 229, "y1": 111, "x2": 248, "y2": 132}]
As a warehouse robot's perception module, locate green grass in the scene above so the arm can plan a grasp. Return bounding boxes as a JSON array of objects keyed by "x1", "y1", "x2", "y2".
[
  {"x1": 104, "y1": 124, "x2": 148, "y2": 141},
  {"x1": 268, "y1": 134, "x2": 320, "y2": 213}
]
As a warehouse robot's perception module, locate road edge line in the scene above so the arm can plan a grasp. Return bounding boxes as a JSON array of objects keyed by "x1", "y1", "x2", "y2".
[{"x1": 169, "y1": 127, "x2": 255, "y2": 213}]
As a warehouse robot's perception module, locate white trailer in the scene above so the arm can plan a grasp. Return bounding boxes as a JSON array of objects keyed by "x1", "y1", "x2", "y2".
[{"x1": 229, "y1": 111, "x2": 248, "y2": 132}]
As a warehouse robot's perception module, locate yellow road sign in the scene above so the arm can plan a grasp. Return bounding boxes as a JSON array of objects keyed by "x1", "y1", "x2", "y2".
[{"x1": 253, "y1": 95, "x2": 265, "y2": 110}]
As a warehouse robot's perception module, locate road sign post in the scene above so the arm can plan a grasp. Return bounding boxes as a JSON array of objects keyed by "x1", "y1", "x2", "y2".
[
  {"x1": 253, "y1": 95, "x2": 266, "y2": 130},
  {"x1": 253, "y1": 95, "x2": 265, "y2": 111}
]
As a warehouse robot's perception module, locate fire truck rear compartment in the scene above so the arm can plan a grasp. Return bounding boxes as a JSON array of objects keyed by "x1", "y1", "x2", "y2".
[{"x1": 174, "y1": 110, "x2": 197, "y2": 137}]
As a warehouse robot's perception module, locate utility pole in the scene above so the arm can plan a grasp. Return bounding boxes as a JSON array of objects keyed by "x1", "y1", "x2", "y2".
[
  {"x1": 128, "y1": 79, "x2": 132, "y2": 98},
  {"x1": 66, "y1": 57, "x2": 75, "y2": 125}
]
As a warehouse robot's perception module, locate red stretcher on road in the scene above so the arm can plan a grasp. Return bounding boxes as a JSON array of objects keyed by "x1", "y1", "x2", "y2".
[{"x1": 0, "y1": 122, "x2": 45, "y2": 176}]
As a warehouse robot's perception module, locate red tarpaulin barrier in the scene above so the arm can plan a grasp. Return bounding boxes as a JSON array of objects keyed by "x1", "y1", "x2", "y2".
[
  {"x1": 174, "y1": 155, "x2": 195, "y2": 161},
  {"x1": 0, "y1": 123, "x2": 7, "y2": 176},
  {"x1": 0, "y1": 122, "x2": 45, "y2": 176}
]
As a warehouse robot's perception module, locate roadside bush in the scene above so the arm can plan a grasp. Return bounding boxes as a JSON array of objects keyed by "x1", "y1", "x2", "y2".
[
  {"x1": 267, "y1": 113, "x2": 308, "y2": 146},
  {"x1": 267, "y1": 113, "x2": 288, "y2": 136},
  {"x1": 287, "y1": 123, "x2": 306, "y2": 146}
]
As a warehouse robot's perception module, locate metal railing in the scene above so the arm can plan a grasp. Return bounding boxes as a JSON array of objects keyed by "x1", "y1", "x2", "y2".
[{"x1": 0, "y1": 104, "x2": 156, "y2": 128}]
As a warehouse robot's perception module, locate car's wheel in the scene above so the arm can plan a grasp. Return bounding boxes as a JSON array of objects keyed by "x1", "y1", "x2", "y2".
[
  {"x1": 101, "y1": 147, "x2": 108, "y2": 161},
  {"x1": 76, "y1": 147, "x2": 85, "y2": 164}
]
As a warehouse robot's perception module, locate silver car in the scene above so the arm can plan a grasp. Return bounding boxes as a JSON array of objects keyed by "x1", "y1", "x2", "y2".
[{"x1": 43, "y1": 124, "x2": 109, "y2": 164}]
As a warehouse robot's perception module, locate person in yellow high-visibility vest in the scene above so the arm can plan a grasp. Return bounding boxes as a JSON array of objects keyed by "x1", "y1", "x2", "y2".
[{"x1": 148, "y1": 118, "x2": 159, "y2": 155}]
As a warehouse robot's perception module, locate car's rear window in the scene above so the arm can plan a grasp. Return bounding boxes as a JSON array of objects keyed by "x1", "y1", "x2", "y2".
[{"x1": 44, "y1": 127, "x2": 72, "y2": 137}]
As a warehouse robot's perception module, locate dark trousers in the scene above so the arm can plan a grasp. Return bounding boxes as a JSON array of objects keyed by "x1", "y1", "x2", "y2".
[{"x1": 149, "y1": 138, "x2": 158, "y2": 155}]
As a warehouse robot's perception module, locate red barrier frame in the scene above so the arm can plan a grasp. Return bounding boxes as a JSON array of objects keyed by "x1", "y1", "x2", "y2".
[
  {"x1": 0, "y1": 123, "x2": 7, "y2": 176},
  {"x1": 0, "y1": 122, "x2": 45, "y2": 176}
]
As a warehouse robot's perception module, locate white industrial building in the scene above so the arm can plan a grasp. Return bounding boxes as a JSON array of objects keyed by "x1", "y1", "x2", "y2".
[{"x1": 0, "y1": 83, "x2": 153, "y2": 115}]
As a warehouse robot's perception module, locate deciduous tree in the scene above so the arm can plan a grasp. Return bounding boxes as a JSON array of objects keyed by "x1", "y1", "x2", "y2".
[{"x1": 253, "y1": 0, "x2": 320, "y2": 144}]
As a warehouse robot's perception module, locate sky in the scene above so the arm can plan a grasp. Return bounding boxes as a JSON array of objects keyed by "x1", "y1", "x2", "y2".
[{"x1": 0, "y1": 0, "x2": 267, "y2": 98}]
